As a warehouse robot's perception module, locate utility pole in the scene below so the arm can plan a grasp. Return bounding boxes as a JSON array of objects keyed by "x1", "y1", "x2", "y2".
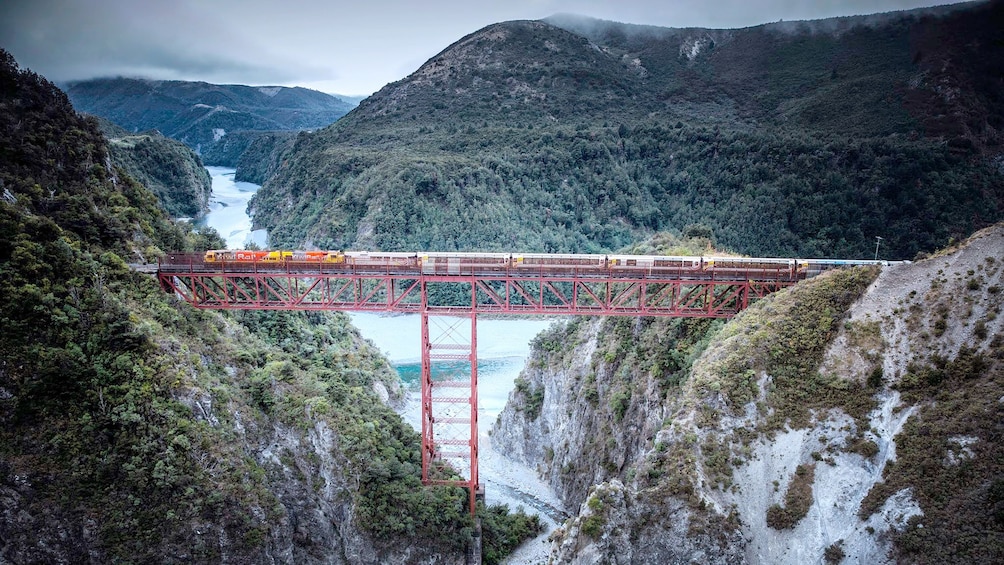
[{"x1": 874, "y1": 236, "x2": 883, "y2": 261}]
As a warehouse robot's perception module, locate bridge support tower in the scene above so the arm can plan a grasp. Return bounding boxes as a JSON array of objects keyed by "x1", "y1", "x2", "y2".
[{"x1": 420, "y1": 281, "x2": 480, "y2": 516}]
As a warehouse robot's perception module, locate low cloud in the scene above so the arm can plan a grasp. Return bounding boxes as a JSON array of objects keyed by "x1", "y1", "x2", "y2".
[
  {"x1": 1, "y1": 0, "x2": 333, "y2": 86},
  {"x1": 0, "y1": 0, "x2": 972, "y2": 95}
]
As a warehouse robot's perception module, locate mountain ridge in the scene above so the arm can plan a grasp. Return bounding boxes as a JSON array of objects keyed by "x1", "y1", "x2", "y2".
[
  {"x1": 63, "y1": 77, "x2": 353, "y2": 158},
  {"x1": 339, "y1": 2, "x2": 1001, "y2": 142},
  {"x1": 95, "y1": 116, "x2": 213, "y2": 217}
]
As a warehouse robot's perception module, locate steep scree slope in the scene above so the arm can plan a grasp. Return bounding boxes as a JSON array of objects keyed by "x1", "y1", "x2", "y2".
[{"x1": 494, "y1": 224, "x2": 1003, "y2": 563}]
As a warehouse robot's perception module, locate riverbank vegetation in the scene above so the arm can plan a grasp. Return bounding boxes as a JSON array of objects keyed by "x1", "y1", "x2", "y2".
[{"x1": 254, "y1": 120, "x2": 999, "y2": 259}]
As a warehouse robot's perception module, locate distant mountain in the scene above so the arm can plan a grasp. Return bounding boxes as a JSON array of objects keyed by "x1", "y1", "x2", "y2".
[
  {"x1": 63, "y1": 78, "x2": 353, "y2": 157},
  {"x1": 249, "y1": 2, "x2": 1003, "y2": 259},
  {"x1": 332, "y1": 93, "x2": 368, "y2": 105}
]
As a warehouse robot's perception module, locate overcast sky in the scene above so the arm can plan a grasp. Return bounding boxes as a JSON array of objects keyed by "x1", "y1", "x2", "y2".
[{"x1": 0, "y1": 0, "x2": 972, "y2": 96}]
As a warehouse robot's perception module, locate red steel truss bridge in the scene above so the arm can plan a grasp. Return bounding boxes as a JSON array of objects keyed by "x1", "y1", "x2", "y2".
[{"x1": 157, "y1": 251, "x2": 820, "y2": 515}]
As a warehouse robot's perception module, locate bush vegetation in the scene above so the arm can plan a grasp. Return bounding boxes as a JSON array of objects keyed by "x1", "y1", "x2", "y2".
[
  {"x1": 858, "y1": 341, "x2": 1003, "y2": 563},
  {"x1": 824, "y1": 540, "x2": 846, "y2": 564},
  {"x1": 480, "y1": 503, "x2": 543, "y2": 565},
  {"x1": 513, "y1": 376, "x2": 546, "y2": 420},
  {"x1": 766, "y1": 464, "x2": 816, "y2": 529},
  {"x1": 697, "y1": 266, "x2": 880, "y2": 430},
  {"x1": 580, "y1": 493, "x2": 608, "y2": 539}
]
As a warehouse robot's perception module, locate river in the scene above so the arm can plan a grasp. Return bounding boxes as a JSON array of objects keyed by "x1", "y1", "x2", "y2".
[
  {"x1": 199, "y1": 167, "x2": 566, "y2": 561},
  {"x1": 196, "y1": 166, "x2": 269, "y2": 249},
  {"x1": 346, "y1": 312, "x2": 553, "y2": 420}
]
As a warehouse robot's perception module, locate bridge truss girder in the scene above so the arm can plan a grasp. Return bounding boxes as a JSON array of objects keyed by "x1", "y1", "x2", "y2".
[
  {"x1": 157, "y1": 268, "x2": 795, "y2": 516},
  {"x1": 158, "y1": 271, "x2": 792, "y2": 318},
  {"x1": 420, "y1": 309, "x2": 479, "y2": 515}
]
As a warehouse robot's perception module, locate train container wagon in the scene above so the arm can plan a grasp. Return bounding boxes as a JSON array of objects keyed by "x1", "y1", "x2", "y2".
[
  {"x1": 513, "y1": 253, "x2": 607, "y2": 273},
  {"x1": 653, "y1": 256, "x2": 704, "y2": 278},
  {"x1": 421, "y1": 252, "x2": 511, "y2": 275},
  {"x1": 343, "y1": 251, "x2": 420, "y2": 271},
  {"x1": 607, "y1": 255, "x2": 706, "y2": 278},
  {"x1": 703, "y1": 256, "x2": 797, "y2": 279},
  {"x1": 607, "y1": 255, "x2": 655, "y2": 269}
]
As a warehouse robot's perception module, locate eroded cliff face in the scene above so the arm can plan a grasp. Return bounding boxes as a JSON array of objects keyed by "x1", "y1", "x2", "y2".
[
  {"x1": 492, "y1": 316, "x2": 721, "y2": 508},
  {"x1": 495, "y1": 225, "x2": 1004, "y2": 564},
  {"x1": 201, "y1": 380, "x2": 464, "y2": 565},
  {"x1": 492, "y1": 315, "x2": 740, "y2": 563}
]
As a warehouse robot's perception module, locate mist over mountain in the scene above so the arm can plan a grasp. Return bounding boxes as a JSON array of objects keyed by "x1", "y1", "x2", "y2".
[
  {"x1": 541, "y1": 1, "x2": 1000, "y2": 147},
  {"x1": 248, "y1": 2, "x2": 1003, "y2": 259},
  {"x1": 63, "y1": 77, "x2": 354, "y2": 159}
]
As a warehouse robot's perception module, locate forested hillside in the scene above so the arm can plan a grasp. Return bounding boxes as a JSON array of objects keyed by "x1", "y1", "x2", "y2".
[
  {"x1": 63, "y1": 78, "x2": 352, "y2": 158},
  {"x1": 96, "y1": 118, "x2": 213, "y2": 218},
  {"x1": 250, "y1": 2, "x2": 1003, "y2": 259},
  {"x1": 0, "y1": 50, "x2": 534, "y2": 563}
]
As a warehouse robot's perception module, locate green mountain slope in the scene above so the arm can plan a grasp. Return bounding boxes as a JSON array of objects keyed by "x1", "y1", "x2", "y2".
[
  {"x1": 63, "y1": 78, "x2": 353, "y2": 158},
  {"x1": 249, "y1": 3, "x2": 1003, "y2": 259}
]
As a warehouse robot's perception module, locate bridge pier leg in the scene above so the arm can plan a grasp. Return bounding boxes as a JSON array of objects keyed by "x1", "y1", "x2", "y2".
[
  {"x1": 469, "y1": 312, "x2": 479, "y2": 516},
  {"x1": 420, "y1": 301, "x2": 435, "y2": 485}
]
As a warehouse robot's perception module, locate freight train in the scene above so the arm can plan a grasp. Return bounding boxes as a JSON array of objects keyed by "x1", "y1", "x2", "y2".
[{"x1": 201, "y1": 249, "x2": 892, "y2": 279}]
